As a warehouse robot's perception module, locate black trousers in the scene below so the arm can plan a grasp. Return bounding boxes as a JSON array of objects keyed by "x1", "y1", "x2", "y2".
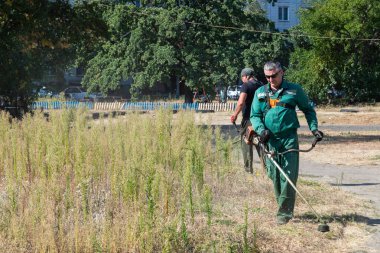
[{"x1": 240, "y1": 119, "x2": 261, "y2": 172}]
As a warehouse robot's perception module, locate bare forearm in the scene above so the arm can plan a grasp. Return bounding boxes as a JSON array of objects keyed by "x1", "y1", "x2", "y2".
[
  {"x1": 231, "y1": 93, "x2": 247, "y2": 123},
  {"x1": 233, "y1": 103, "x2": 243, "y2": 117}
]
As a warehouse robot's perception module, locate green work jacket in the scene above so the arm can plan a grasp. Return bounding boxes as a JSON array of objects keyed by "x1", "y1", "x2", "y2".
[{"x1": 250, "y1": 80, "x2": 318, "y2": 136}]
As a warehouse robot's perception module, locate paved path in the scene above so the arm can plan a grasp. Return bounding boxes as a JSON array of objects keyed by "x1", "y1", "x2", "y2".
[{"x1": 300, "y1": 160, "x2": 380, "y2": 253}]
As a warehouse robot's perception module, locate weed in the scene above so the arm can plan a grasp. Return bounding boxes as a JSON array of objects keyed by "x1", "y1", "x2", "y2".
[
  {"x1": 202, "y1": 184, "x2": 213, "y2": 226},
  {"x1": 243, "y1": 205, "x2": 249, "y2": 253},
  {"x1": 0, "y1": 109, "x2": 370, "y2": 252},
  {"x1": 0, "y1": 109, "x2": 232, "y2": 251}
]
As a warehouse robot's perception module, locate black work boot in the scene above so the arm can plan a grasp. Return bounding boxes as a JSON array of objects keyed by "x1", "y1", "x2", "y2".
[
  {"x1": 244, "y1": 160, "x2": 253, "y2": 173},
  {"x1": 244, "y1": 167, "x2": 253, "y2": 173},
  {"x1": 276, "y1": 216, "x2": 291, "y2": 225}
]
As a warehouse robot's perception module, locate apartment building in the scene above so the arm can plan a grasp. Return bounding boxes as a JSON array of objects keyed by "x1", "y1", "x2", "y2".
[{"x1": 257, "y1": 0, "x2": 313, "y2": 31}]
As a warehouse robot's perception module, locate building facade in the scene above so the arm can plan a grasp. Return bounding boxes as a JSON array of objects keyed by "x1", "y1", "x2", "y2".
[{"x1": 257, "y1": 0, "x2": 313, "y2": 31}]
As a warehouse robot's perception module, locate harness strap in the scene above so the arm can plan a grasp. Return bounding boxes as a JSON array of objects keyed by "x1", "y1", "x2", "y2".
[
  {"x1": 263, "y1": 84, "x2": 271, "y2": 118},
  {"x1": 264, "y1": 85, "x2": 295, "y2": 110},
  {"x1": 275, "y1": 102, "x2": 295, "y2": 110}
]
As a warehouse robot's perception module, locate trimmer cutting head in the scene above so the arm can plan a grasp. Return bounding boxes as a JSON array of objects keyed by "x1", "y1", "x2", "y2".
[{"x1": 317, "y1": 222, "x2": 330, "y2": 232}]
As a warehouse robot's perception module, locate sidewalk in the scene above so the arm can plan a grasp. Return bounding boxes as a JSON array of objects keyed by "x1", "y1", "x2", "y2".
[{"x1": 300, "y1": 159, "x2": 380, "y2": 253}]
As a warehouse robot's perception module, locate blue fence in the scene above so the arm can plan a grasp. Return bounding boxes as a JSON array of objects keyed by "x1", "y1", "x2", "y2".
[
  {"x1": 31, "y1": 101, "x2": 237, "y2": 111},
  {"x1": 32, "y1": 101, "x2": 94, "y2": 110},
  {"x1": 31, "y1": 101, "x2": 200, "y2": 111},
  {"x1": 121, "y1": 102, "x2": 198, "y2": 111}
]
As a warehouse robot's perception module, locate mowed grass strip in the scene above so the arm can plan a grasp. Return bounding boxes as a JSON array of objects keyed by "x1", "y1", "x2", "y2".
[{"x1": 0, "y1": 109, "x2": 372, "y2": 252}]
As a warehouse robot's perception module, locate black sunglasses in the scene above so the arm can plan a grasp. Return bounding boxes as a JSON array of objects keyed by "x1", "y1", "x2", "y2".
[{"x1": 265, "y1": 71, "x2": 280, "y2": 79}]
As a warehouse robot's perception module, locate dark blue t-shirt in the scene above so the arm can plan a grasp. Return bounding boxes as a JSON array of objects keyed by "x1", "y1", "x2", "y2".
[{"x1": 241, "y1": 79, "x2": 262, "y2": 120}]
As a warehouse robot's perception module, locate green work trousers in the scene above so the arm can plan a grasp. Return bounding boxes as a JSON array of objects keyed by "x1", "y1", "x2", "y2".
[{"x1": 265, "y1": 130, "x2": 299, "y2": 219}]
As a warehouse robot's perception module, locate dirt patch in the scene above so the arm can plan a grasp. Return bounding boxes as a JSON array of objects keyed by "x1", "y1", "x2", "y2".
[
  {"x1": 207, "y1": 158, "x2": 375, "y2": 253},
  {"x1": 311, "y1": 111, "x2": 380, "y2": 125},
  {"x1": 203, "y1": 110, "x2": 380, "y2": 126},
  {"x1": 298, "y1": 131, "x2": 380, "y2": 167},
  {"x1": 194, "y1": 109, "x2": 380, "y2": 167}
]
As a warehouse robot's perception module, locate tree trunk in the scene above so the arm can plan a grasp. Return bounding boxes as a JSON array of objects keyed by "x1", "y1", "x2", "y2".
[
  {"x1": 182, "y1": 83, "x2": 193, "y2": 103},
  {"x1": 176, "y1": 76, "x2": 180, "y2": 99}
]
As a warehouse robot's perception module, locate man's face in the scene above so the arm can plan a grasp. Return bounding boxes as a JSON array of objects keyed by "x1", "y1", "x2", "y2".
[
  {"x1": 241, "y1": 75, "x2": 248, "y2": 84},
  {"x1": 264, "y1": 69, "x2": 283, "y2": 88}
]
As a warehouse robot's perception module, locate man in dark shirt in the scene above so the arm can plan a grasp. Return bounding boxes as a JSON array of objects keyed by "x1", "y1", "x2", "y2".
[{"x1": 230, "y1": 68, "x2": 262, "y2": 173}]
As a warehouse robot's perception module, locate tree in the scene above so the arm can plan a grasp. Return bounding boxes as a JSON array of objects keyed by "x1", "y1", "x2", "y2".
[
  {"x1": 286, "y1": 0, "x2": 380, "y2": 103},
  {"x1": 81, "y1": 0, "x2": 291, "y2": 102},
  {"x1": 0, "y1": 1, "x2": 70, "y2": 116},
  {"x1": 0, "y1": 0, "x2": 107, "y2": 117}
]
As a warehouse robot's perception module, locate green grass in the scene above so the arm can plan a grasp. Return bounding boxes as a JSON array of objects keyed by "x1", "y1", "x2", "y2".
[{"x1": 298, "y1": 178, "x2": 322, "y2": 187}]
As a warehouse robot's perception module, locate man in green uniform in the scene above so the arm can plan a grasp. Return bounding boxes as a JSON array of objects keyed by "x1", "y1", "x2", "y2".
[{"x1": 250, "y1": 61, "x2": 323, "y2": 225}]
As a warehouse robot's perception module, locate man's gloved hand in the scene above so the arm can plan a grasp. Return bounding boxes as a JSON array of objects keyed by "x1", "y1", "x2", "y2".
[
  {"x1": 260, "y1": 130, "x2": 270, "y2": 143},
  {"x1": 312, "y1": 130, "x2": 324, "y2": 141}
]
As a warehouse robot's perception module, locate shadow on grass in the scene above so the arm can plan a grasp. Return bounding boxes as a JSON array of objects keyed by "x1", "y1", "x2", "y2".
[
  {"x1": 296, "y1": 212, "x2": 380, "y2": 226},
  {"x1": 330, "y1": 183, "x2": 380, "y2": 187}
]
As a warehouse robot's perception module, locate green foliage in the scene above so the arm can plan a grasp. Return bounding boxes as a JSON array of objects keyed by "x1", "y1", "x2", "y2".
[
  {"x1": 1, "y1": 0, "x2": 294, "y2": 107},
  {"x1": 0, "y1": 1, "x2": 66, "y2": 114},
  {"x1": 287, "y1": 0, "x2": 380, "y2": 103},
  {"x1": 81, "y1": 1, "x2": 291, "y2": 99},
  {"x1": 72, "y1": 1, "x2": 110, "y2": 68},
  {"x1": 0, "y1": 1, "x2": 108, "y2": 116}
]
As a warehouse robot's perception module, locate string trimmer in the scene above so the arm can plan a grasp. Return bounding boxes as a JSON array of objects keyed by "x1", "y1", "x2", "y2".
[
  {"x1": 233, "y1": 121, "x2": 266, "y2": 171},
  {"x1": 259, "y1": 138, "x2": 330, "y2": 232}
]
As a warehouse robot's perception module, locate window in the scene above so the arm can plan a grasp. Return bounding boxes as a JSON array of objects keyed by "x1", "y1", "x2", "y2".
[{"x1": 278, "y1": 6, "x2": 289, "y2": 21}]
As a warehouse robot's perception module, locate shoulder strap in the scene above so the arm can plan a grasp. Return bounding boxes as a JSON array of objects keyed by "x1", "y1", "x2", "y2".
[
  {"x1": 263, "y1": 84, "x2": 271, "y2": 118},
  {"x1": 263, "y1": 84, "x2": 271, "y2": 110},
  {"x1": 263, "y1": 85, "x2": 295, "y2": 116},
  {"x1": 278, "y1": 87, "x2": 287, "y2": 98}
]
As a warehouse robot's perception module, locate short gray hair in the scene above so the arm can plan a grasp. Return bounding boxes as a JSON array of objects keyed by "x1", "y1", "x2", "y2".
[{"x1": 264, "y1": 61, "x2": 283, "y2": 72}]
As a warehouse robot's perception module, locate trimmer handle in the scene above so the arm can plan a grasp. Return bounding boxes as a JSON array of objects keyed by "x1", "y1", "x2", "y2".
[
  {"x1": 233, "y1": 121, "x2": 240, "y2": 133},
  {"x1": 312, "y1": 134, "x2": 323, "y2": 147},
  {"x1": 311, "y1": 138, "x2": 318, "y2": 147},
  {"x1": 261, "y1": 135, "x2": 322, "y2": 156}
]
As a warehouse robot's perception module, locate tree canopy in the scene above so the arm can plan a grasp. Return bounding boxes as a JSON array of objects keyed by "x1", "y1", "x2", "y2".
[
  {"x1": 0, "y1": 0, "x2": 71, "y2": 114},
  {"x1": 3, "y1": 0, "x2": 379, "y2": 111},
  {"x1": 81, "y1": 1, "x2": 291, "y2": 101},
  {"x1": 286, "y1": 0, "x2": 380, "y2": 103},
  {"x1": 0, "y1": 0, "x2": 107, "y2": 116}
]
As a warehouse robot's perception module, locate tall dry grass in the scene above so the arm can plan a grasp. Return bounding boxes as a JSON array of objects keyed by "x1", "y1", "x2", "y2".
[
  {"x1": 0, "y1": 109, "x2": 374, "y2": 253},
  {"x1": 0, "y1": 109, "x2": 245, "y2": 252}
]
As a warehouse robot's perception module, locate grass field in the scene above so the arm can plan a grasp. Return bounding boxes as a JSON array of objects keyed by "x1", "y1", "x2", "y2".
[{"x1": 0, "y1": 109, "x2": 376, "y2": 252}]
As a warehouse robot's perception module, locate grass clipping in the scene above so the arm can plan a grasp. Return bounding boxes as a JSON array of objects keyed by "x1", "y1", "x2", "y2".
[{"x1": 0, "y1": 109, "x2": 373, "y2": 252}]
